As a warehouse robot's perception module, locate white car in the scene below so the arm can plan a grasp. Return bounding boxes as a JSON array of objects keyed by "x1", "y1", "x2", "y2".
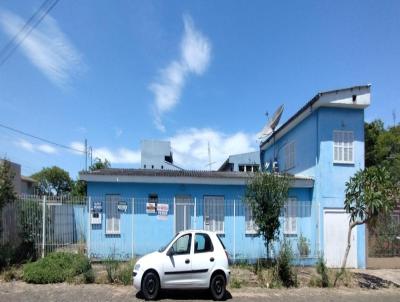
[{"x1": 133, "y1": 230, "x2": 230, "y2": 300}]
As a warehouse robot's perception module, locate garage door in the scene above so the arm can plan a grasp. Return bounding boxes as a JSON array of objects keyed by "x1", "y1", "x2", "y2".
[{"x1": 324, "y1": 210, "x2": 357, "y2": 268}]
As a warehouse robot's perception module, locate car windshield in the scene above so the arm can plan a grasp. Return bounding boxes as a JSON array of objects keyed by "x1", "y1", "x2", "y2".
[{"x1": 158, "y1": 233, "x2": 179, "y2": 252}]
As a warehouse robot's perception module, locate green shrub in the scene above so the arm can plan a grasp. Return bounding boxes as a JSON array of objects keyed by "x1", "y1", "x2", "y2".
[
  {"x1": 117, "y1": 263, "x2": 133, "y2": 285},
  {"x1": 275, "y1": 241, "x2": 297, "y2": 287},
  {"x1": 104, "y1": 257, "x2": 119, "y2": 283},
  {"x1": 297, "y1": 234, "x2": 310, "y2": 258},
  {"x1": 230, "y1": 277, "x2": 242, "y2": 288},
  {"x1": 316, "y1": 255, "x2": 330, "y2": 287},
  {"x1": 23, "y1": 252, "x2": 91, "y2": 284}
]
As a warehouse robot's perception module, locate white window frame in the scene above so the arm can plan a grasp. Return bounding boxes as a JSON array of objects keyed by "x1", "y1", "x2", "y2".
[
  {"x1": 284, "y1": 141, "x2": 295, "y2": 171},
  {"x1": 245, "y1": 204, "x2": 258, "y2": 234},
  {"x1": 105, "y1": 194, "x2": 121, "y2": 235},
  {"x1": 333, "y1": 130, "x2": 354, "y2": 164},
  {"x1": 284, "y1": 198, "x2": 297, "y2": 235},
  {"x1": 203, "y1": 196, "x2": 224, "y2": 234}
]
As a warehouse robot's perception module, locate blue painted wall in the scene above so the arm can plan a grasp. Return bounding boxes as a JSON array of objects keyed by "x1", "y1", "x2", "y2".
[
  {"x1": 261, "y1": 107, "x2": 366, "y2": 268},
  {"x1": 85, "y1": 182, "x2": 315, "y2": 263}
]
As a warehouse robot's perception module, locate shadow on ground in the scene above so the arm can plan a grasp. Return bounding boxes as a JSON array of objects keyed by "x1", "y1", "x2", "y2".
[
  {"x1": 355, "y1": 273, "x2": 394, "y2": 289},
  {"x1": 136, "y1": 289, "x2": 233, "y2": 300}
]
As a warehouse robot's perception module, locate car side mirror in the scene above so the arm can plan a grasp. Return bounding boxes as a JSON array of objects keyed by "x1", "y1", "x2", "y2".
[{"x1": 167, "y1": 247, "x2": 175, "y2": 257}]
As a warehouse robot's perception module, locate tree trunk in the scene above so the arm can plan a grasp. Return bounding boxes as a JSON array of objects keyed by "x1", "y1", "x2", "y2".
[{"x1": 334, "y1": 220, "x2": 364, "y2": 287}]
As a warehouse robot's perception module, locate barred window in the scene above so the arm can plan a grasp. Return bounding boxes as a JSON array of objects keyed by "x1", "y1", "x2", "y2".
[
  {"x1": 284, "y1": 198, "x2": 297, "y2": 235},
  {"x1": 333, "y1": 131, "x2": 354, "y2": 163},
  {"x1": 204, "y1": 196, "x2": 224, "y2": 233},
  {"x1": 106, "y1": 195, "x2": 120, "y2": 235},
  {"x1": 245, "y1": 204, "x2": 257, "y2": 234}
]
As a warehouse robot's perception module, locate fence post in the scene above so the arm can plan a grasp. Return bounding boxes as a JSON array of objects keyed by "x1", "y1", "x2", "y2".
[
  {"x1": 233, "y1": 199, "x2": 236, "y2": 263},
  {"x1": 194, "y1": 197, "x2": 197, "y2": 229},
  {"x1": 131, "y1": 197, "x2": 135, "y2": 259},
  {"x1": 87, "y1": 196, "x2": 91, "y2": 259},
  {"x1": 173, "y1": 197, "x2": 176, "y2": 235},
  {"x1": 41, "y1": 195, "x2": 46, "y2": 258}
]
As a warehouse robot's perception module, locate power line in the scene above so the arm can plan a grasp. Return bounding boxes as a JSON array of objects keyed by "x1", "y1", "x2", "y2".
[
  {"x1": 0, "y1": 0, "x2": 60, "y2": 66},
  {"x1": 0, "y1": 122, "x2": 86, "y2": 154}
]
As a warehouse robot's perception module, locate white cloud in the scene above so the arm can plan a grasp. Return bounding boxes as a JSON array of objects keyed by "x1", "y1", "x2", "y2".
[
  {"x1": 0, "y1": 9, "x2": 85, "y2": 87},
  {"x1": 15, "y1": 139, "x2": 57, "y2": 154},
  {"x1": 149, "y1": 15, "x2": 211, "y2": 131},
  {"x1": 37, "y1": 144, "x2": 57, "y2": 154},
  {"x1": 170, "y1": 128, "x2": 257, "y2": 170},
  {"x1": 69, "y1": 141, "x2": 140, "y2": 164}
]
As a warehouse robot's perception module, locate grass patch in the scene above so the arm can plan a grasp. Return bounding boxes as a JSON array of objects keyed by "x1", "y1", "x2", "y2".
[{"x1": 23, "y1": 252, "x2": 92, "y2": 284}]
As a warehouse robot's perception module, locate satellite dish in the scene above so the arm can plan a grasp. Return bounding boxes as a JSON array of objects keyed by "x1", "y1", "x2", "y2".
[{"x1": 257, "y1": 105, "x2": 284, "y2": 140}]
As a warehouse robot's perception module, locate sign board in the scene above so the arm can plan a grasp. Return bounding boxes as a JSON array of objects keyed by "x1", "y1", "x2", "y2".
[
  {"x1": 157, "y1": 203, "x2": 169, "y2": 220},
  {"x1": 92, "y1": 201, "x2": 103, "y2": 212},
  {"x1": 146, "y1": 202, "x2": 156, "y2": 214},
  {"x1": 118, "y1": 201, "x2": 128, "y2": 212}
]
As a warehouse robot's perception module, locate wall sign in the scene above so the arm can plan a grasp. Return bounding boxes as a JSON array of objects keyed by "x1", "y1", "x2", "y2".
[
  {"x1": 146, "y1": 202, "x2": 156, "y2": 214},
  {"x1": 157, "y1": 203, "x2": 169, "y2": 221},
  {"x1": 92, "y1": 201, "x2": 103, "y2": 212},
  {"x1": 117, "y1": 201, "x2": 128, "y2": 212}
]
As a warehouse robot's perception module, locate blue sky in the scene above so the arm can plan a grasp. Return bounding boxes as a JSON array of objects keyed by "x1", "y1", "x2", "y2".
[{"x1": 0, "y1": 0, "x2": 399, "y2": 178}]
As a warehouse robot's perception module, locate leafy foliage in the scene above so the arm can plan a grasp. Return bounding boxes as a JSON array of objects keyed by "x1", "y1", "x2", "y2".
[
  {"x1": 297, "y1": 233, "x2": 310, "y2": 258},
  {"x1": 31, "y1": 166, "x2": 72, "y2": 196},
  {"x1": 23, "y1": 252, "x2": 91, "y2": 284},
  {"x1": 315, "y1": 255, "x2": 330, "y2": 287},
  {"x1": 245, "y1": 172, "x2": 289, "y2": 254},
  {"x1": 274, "y1": 241, "x2": 297, "y2": 287},
  {"x1": 344, "y1": 166, "x2": 398, "y2": 226},
  {"x1": 0, "y1": 159, "x2": 16, "y2": 209},
  {"x1": 89, "y1": 158, "x2": 111, "y2": 171}
]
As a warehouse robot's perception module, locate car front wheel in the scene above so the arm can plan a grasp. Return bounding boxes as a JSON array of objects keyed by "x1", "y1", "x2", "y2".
[
  {"x1": 210, "y1": 273, "x2": 226, "y2": 301},
  {"x1": 141, "y1": 271, "x2": 160, "y2": 300}
]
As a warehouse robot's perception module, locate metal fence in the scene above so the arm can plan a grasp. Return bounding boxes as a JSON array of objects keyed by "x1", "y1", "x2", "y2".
[
  {"x1": 1, "y1": 195, "x2": 320, "y2": 262},
  {"x1": 368, "y1": 212, "x2": 400, "y2": 257}
]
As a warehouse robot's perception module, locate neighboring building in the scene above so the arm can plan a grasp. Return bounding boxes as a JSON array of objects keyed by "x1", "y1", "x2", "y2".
[
  {"x1": 218, "y1": 151, "x2": 260, "y2": 172},
  {"x1": 140, "y1": 140, "x2": 182, "y2": 170},
  {"x1": 80, "y1": 84, "x2": 370, "y2": 268},
  {"x1": 0, "y1": 160, "x2": 36, "y2": 195}
]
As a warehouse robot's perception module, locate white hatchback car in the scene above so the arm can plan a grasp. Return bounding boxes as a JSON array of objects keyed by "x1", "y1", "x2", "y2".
[{"x1": 133, "y1": 230, "x2": 230, "y2": 300}]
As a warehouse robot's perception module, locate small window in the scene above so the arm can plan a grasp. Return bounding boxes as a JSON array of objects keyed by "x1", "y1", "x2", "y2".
[
  {"x1": 284, "y1": 198, "x2": 297, "y2": 235},
  {"x1": 161, "y1": 165, "x2": 164, "y2": 169},
  {"x1": 284, "y1": 141, "x2": 295, "y2": 170},
  {"x1": 253, "y1": 165, "x2": 259, "y2": 172},
  {"x1": 238, "y1": 165, "x2": 244, "y2": 172},
  {"x1": 245, "y1": 204, "x2": 257, "y2": 234},
  {"x1": 151, "y1": 165, "x2": 154, "y2": 169},
  {"x1": 144, "y1": 164, "x2": 146, "y2": 169},
  {"x1": 194, "y1": 233, "x2": 214, "y2": 253},
  {"x1": 105, "y1": 195, "x2": 121, "y2": 235},
  {"x1": 171, "y1": 234, "x2": 192, "y2": 255},
  {"x1": 333, "y1": 131, "x2": 354, "y2": 164},
  {"x1": 246, "y1": 165, "x2": 252, "y2": 172},
  {"x1": 204, "y1": 196, "x2": 224, "y2": 233}
]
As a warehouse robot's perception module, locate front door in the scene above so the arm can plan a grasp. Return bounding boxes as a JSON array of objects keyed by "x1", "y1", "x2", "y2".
[
  {"x1": 162, "y1": 233, "x2": 193, "y2": 288},
  {"x1": 175, "y1": 196, "x2": 193, "y2": 233},
  {"x1": 324, "y1": 210, "x2": 357, "y2": 268}
]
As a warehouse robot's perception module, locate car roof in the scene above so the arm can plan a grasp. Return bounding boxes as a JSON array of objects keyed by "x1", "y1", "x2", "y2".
[{"x1": 177, "y1": 229, "x2": 217, "y2": 236}]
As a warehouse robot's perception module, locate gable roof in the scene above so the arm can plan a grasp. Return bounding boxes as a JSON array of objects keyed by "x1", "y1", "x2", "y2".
[{"x1": 260, "y1": 84, "x2": 371, "y2": 150}]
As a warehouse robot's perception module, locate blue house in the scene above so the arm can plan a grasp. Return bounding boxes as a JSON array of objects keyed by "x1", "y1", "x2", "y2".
[{"x1": 79, "y1": 84, "x2": 370, "y2": 268}]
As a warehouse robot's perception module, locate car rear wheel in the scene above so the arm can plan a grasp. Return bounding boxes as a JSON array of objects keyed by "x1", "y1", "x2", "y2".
[
  {"x1": 141, "y1": 271, "x2": 160, "y2": 300},
  {"x1": 210, "y1": 273, "x2": 226, "y2": 301}
]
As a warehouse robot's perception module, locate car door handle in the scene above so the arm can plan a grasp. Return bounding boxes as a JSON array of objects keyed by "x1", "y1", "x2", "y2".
[
  {"x1": 185, "y1": 259, "x2": 190, "y2": 264},
  {"x1": 210, "y1": 257, "x2": 215, "y2": 262}
]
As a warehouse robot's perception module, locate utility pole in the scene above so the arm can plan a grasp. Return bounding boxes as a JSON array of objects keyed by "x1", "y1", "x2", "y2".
[{"x1": 84, "y1": 138, "x2": 87, "y2": 171}]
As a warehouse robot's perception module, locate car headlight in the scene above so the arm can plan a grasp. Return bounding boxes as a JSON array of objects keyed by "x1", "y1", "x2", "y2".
[{"x1": 134, "y1": 263, "x2": 140, "y2": 271}]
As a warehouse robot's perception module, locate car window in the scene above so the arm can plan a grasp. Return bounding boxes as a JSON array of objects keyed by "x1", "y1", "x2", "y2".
[
  {"x1": 195, "y1": 233, "x2": 213, "y2": 253},
  {"x1": 217, "y1": 234, "x2": 226, "y2": 249},
  {"x1": 171, "y1": 234, "x2": 191, "y2": 255}
]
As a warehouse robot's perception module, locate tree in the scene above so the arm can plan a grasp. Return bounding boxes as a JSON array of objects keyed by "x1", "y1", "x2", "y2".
[
  {"x1": 71, "y1": 180, "x2": 87, "y2": 197},
  {"x1": 365, "y1": 120, "x2": 384, "y2": 168},
  {"x1": 0, "y1": 159, "x2": 17, "y2": 208},
  {"x1": 89, "y1": 158, "x2": 111, "y2": 171},
  {"x1": 335, "y1": 166, "x2": 399, "y2": 284},
  {"x1": 376, "y1": 125, "x2": 400, "y2": 182},
  {"x1": 31, "y1": 166, "x2": 72, "y2": 196},
  {"x1": 245, "y1": 172, "x2": 289, "y2": 258}
]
